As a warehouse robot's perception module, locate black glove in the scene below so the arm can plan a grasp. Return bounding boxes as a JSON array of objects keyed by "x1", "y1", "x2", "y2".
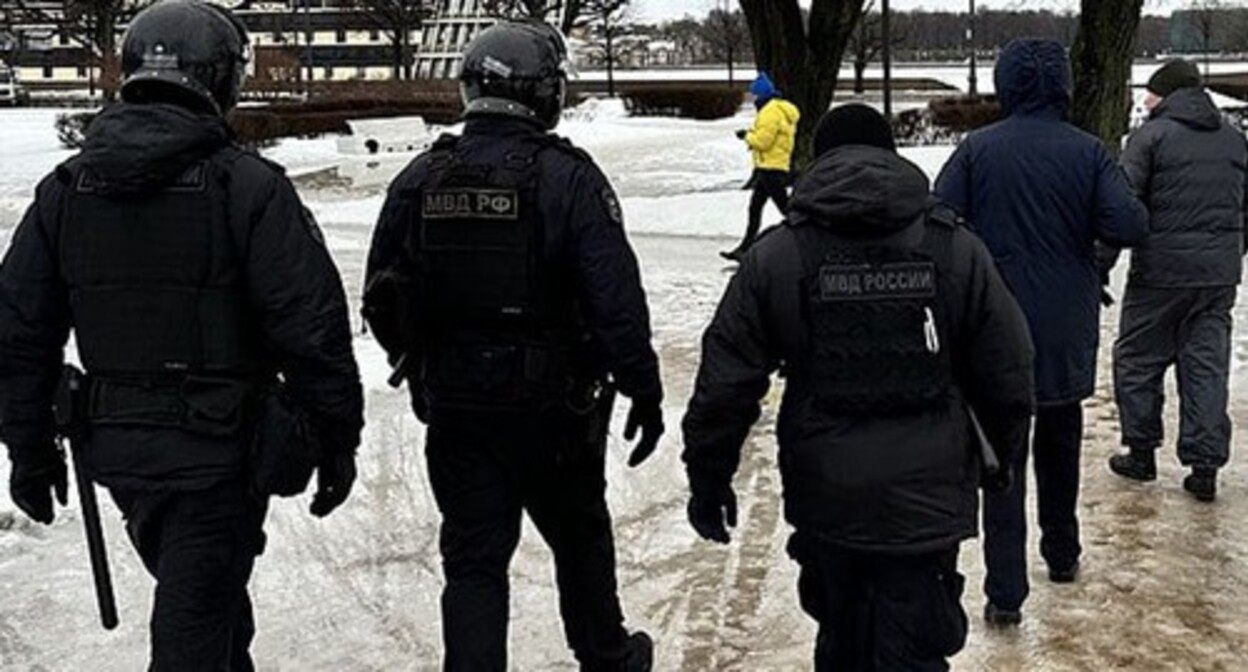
[
  {"x1": 735, "y1": 129, "x2": 748, "y2": 140},
  {"x1": 310, "y1": 451, "x2": 356, "y2": 518},
  {"x1": 687, "y1": 479, "x2": 737, "y2": 544},
  {"x1": 982, "y1": 464, "x2": 1014, "y2": 494},
  {"x1": 623, "y1": 398, "x2": 664, "y2": 467},
  {"x1": 9, "y1": 447, "x2": 68, "y2": 525}
]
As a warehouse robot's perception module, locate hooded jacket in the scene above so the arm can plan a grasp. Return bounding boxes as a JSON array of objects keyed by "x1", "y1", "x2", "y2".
[
  {"x1": 746, "y1": 98, "x2": 801, "y2": 172},
  {"x1": 1120, "y1": 87, "x2": 1248, "y2": 288},
  {"x1": 934, "y1": 39, "x2": 1148, "y2": 405},
  {"x1": 0, "y1": 103, "x2": 364, "y2": 490},
  {"x1": 683, "y1": 146, "x2": 1034, "y2": 552}
]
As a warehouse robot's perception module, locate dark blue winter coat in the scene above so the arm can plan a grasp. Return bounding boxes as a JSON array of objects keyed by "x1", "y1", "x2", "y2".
[{"x1": 935, "y1": 39, "x2": 1148, "y2": 405}]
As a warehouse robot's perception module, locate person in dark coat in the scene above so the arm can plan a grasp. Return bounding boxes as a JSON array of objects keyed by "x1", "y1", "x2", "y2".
[
  {"x1": 0, "y1": 2, "x2": 364, "y2": 668},
  {"x1": 1104, "y1": 59, "x2": 1247, "y2": 502},
  {"x1": 934, "y1": 38, "x2": 1148, "y2": 624},
  {"x1": 362, "y1": 21, "x2": 661, "y2": 671},
  {"x1": 684, "y1": 104, "x2": 1035, "y2": 671}
]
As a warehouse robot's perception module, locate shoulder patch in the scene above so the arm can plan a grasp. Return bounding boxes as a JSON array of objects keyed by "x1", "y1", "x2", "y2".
[{"x1": 601, "y1": 187, "x2": 623, "y2": 226}]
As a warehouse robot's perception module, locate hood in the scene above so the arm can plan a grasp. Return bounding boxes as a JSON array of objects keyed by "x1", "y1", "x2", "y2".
[
  {"x1": 788, "y1": 146, "x2": 931, "y2": 235},
  {"x1": 750, "y1": 73, "x2": 778, "y2": 101},
  {"x1": 764, "y1": 98, "x2": 801, "y2": 126},
  {"x1": 995, "y1": 39, "x2": 1072, "y2": 117},
  {"x1": 1151, "y1": 87, "x2": 1223, "y2": 131},
  {"x1": 73, "y1": 103, "x2": 231, "y2": 196}
]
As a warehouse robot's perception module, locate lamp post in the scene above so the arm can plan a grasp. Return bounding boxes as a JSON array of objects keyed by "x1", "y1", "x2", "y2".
[
  {"x1": 967, "y1": 0, "x2": 978, "y2": 96},
  {"x1": 882, "y1": 0, "x2": 892, "y2": 118}
]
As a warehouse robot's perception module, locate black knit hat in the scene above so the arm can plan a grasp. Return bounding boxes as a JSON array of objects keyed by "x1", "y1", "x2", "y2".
[
  {"x1": 814, "y1": 104, "x2": 896, "y2": 157},
  {"x1": 1146, "y1": 59, "x2": 1202, "y2": 97}
]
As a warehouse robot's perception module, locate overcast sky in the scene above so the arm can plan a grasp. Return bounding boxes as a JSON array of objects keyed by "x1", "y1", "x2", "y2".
[{"x1": 635, "y1": 0, "x2": 1192, "y2": 23}]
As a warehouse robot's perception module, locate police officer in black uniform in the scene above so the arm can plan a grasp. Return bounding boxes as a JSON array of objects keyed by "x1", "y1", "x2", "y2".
[
  {"x1": 363, "y1": 20, "x2": 662, "y2": 672},
  {"x1": 0, "y1": 1, "x2": 364, "y2": 668},
  {"x1": 682, "y1": 105, "x2": 1035, "y2": 670}
]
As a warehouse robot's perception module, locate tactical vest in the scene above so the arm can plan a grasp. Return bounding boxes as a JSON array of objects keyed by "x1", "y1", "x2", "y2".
[
  {"x1": 57, "y1": 154, "x2": 261, "y2": 433},
  {"x1": 794, "y1": 209, "x2": 957, "y2": 415},
  {"x1": 406, "y1": 134, "x2": 585, "y2": 407}
]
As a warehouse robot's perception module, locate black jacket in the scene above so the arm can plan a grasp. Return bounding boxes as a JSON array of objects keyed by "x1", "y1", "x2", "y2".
[
  {"x1": 935, "y1": 40, "x2": 1148, "y2": 405},
  {"x1": 683, "y1": 146, "x2": 1035, "y2": 553},
  {"x1": 365, "y1": 115, "x2": 661, "y2": 407},
  {"x1": 1120, "y1": 87, "x2": 1248, "y2": 288},
  {"x1": 0, "y1": 103, "x2": 364, "y2": 490}
]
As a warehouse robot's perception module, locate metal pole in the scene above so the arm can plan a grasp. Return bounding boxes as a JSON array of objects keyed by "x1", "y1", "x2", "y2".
[
  {"x1": 303, "y1": 0, "x2": 314, "y2": 89},
  {"x1": 882, "y1": 0, "x2": 892, "y2": 118},
  {"x1": 968, "y1": 0, "x2": 978, "y2": 96}
]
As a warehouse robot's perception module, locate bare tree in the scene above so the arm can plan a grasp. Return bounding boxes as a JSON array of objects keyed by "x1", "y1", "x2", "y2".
[
  {"x1": 583, "y1": 0, "x2": 631, "y2": 97},
  {"x1": 1070, "y1": 0, "x2": 1144, "y2": 153},
  {"x1": 482, "y1": 0, "x2": 588, "y2": 35},
  {"x1": 845, "y1": 0, "x2": 907, "y2": 95},
  {"x1": 354, "y1": 0, "x2": 430, "y2": 80},
  {"x1": 1189, "y1": 0, "x2": 1221, "y2": 76},
  {"x1": 700, "y1": 4, "x2": 748, "y2": 85},
  {"x1": 739, "y1": 0, "x2": 867, "y2": 166},
  {"x1": 10, "y1": 0, "x2": 149, "y2": 100}
]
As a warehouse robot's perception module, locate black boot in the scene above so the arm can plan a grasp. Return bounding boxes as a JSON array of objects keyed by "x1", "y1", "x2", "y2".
[
  {"x1": 1183, "y1": 466, "x2": 1217, "y2": 503},
  {"x1": 1109, "y1": 447, "x2": 1156, "y2": 482},
  {"x1": 621, "y1": 631, "x2": 653, "y2": 672}
]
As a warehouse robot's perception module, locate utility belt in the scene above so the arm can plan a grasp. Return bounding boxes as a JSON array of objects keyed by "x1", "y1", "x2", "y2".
[
  {"x1": 421, "y1": 341, "x2": 594, "y2": 410},
  {"x1": 86, "y1": 373, "x2": 257, "y2": 438}
]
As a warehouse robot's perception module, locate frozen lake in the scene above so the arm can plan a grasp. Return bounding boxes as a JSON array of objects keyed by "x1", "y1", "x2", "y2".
[{"x1": 1, "y1": 106, "x2": 1247, "y2": 670}]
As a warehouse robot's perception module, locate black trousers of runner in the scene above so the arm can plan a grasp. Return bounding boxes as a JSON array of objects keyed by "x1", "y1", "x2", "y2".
[
  {"x1": 788, "y1": 532, "x2": 968, "y2": 672},
  {"x1": 425, "y1": 404, "x2": 633, "y2": 671},
  {"x1": 1113, "y1": 285, "x2": 1236, "y2": 468},
  {"x1": 737, "y1": 169, "x2": 791, "y2": 251},
  {"x1": 110, "y1": 478, "x2": 268, "y2": 672},
  {"x1": 982, "y1": 404, "x2": 1084, "y2": 611}
]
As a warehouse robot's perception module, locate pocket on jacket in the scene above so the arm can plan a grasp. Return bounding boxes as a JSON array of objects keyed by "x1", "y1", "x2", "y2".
[{"x1": 249, "y1": 389, "x2": 319, "y2": 497}]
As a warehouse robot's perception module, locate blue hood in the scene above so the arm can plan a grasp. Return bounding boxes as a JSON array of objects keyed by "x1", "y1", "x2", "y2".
[
  {"x1": 994, "y1": 39, "x2": 1072, "y2": 116},
  {"x1": 750, "y1": 73, "x2": 778, "y2": 101}
]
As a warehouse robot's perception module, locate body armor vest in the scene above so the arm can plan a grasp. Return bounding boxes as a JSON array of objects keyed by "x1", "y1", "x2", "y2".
[
  {"x1": 407, "y1": 135, "x2": 584, "y2": 407},
  {"x1": 795, "y1": 212, "x2": 956, "y2": 415},
  {"x1": 57, "y1": 155, "x2": 261, "y2": 432}
]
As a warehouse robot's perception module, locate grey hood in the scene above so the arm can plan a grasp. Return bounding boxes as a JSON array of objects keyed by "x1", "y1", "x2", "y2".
[
  {"x1": 1152, "y1": 87, "x2": 1223, "y2": 131},
  {"x1": 787, "y1": 145, "x2": 931, "y2": 236}
]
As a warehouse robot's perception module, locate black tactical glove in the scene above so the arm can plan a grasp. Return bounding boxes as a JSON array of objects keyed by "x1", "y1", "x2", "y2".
[
  {"x1": 623, "y1": 398, "x2": 664, "y2": 467},
  {"x1": 687, "y1": 478, "x2": 737, "y2": 544},
  {"x1": 982, "y1": 464, "x2": 1015, "y2": 494},
  {"x1": 310, "y1": 451, "x2": 356, "y2": 518},
  {"x1": 735, "y1": 129, "x2": 748, "y2": 140},
  {"x1": 9, "y1": 446, "x2": 68, "y2": 525}
]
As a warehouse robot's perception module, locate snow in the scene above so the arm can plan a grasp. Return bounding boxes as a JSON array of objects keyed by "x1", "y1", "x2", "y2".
[{"x1": 1, "y1": 101, "x2": 1247, "y2": 670}]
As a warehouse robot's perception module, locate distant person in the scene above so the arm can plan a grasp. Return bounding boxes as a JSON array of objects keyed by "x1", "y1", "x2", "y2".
[
  {"x1": 934, "y1": 39, "x2": 1149, "y2": 625},
  {"x1": 1104, "y1": 59, "x2": 1247, "y2": 502},
  {"x1": 723, "y1": 72, "x2": 800, "y2": 262},
  {"x1": 0, "y1": 1, "x2": 363, "y2": 668},
  {"x1": 684, "y1": 103, "x2": 1035, "y2": 670}
]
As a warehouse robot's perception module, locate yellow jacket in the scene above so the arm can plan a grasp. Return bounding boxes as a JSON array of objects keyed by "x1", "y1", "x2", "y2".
[{"x1": 745, "y1": 98, "x2": 801, "y2": 172}]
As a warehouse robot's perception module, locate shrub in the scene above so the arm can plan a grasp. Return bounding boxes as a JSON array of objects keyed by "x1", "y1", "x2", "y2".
[
  {"x1": 55, "y1": 111, "x2": 97, "y2": 149},
  {"x1": 928, "y1": 95, "x2": 1002, "y2": 133},
  {"x1": 622, "y1": 86, "x2": 743, "y2": 120}
]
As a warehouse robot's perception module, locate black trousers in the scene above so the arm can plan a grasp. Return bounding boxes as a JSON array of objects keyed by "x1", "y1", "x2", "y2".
[
  {"x1": 982, "y1": 403, "x2": 1083, "y2": 611},
  {"x1": 110, "y1": 479, "x2": 268, "y2": 672},
  {"x1": 1113, "y1": 285, "x2": 1235, "y2": 467},
  {"x1": 788, "y1": 532, "x2": 967, "y2": 672},
  {"x1": 739, "y1": 169, "x2": 791, "y2": 250},
  {"x1": 425, "y1": 404, "x2": 632, "y2": 671}
]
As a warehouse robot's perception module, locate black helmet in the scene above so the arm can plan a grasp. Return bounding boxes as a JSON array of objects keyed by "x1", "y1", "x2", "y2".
[
  {"x1": 459, "y1": 20, "x2": 568, "y2": 129},
  {"x1": 120, "y1": 0, "x2": 251, "y2": 114}
]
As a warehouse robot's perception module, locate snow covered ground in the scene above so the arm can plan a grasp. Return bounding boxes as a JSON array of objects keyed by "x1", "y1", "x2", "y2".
[{"x1": 1, "y1": 105, "x2": 1247, "y2": 670}]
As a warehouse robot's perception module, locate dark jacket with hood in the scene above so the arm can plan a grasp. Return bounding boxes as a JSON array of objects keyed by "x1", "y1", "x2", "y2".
[
  {"x1": 934, "y1": 39, "x2": 1148, "y2": 405},
  {"x1": 1119, "y1": 87, "x2": 1248, "y2": 288},
  {"x1": 682, "y1": 146, "x2": 1035, "y2": 552},
  {"x1": 0, "y1": 103, "x2": 364, "y2": 490}
]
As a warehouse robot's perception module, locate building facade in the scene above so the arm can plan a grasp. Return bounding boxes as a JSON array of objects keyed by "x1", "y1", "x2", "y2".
[{"x1": 416, "y1": 0, "x2": 564, "y2": 79}]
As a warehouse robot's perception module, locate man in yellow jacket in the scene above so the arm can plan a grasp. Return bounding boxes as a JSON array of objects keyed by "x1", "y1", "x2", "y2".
[{"x1": 723, "y1": 72, "x2": 801, "y2": 261}]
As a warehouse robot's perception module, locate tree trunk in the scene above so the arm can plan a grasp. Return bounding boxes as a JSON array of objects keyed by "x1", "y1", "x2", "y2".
[
  {"x1": 1070, "y1": 0, "x2": 1143, "y2": 155},
  {"x1": 392, "y1": 38, "x2": 402, "y2": 80},
  {"x1": 740, "y1": 0, "x2": 866, "y2": 168},
  {"x1": 854, "y1": 57, "x2": 866, "y2": 94},
  {"x1": 606, "y1": 32, "x2": 615, "y2": 97}
]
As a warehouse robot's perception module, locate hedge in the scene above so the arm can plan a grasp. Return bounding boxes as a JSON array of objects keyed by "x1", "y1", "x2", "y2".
[{"x1": 622, "y1": 86, "x2": 744, "y2": 120}]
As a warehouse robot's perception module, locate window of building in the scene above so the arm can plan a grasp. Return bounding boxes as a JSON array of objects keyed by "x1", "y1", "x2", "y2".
[
  {"x1": 335, "y1": 29, "x2": 346, "y2": 44},
  {"x1": 42, "y1": 65, "x2": 53, "y2": 79}
]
